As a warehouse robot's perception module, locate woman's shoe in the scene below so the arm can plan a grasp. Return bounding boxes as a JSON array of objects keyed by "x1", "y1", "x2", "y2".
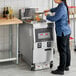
[
  {"x1": 51, "y1": 69, "x2": 64, "y2": 75},
  {"x1": 65, "y1": 67, "x2": 69, "y2": 71}
]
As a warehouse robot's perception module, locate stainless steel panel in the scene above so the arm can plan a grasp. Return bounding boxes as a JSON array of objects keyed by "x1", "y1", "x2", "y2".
[{"x1": 19, "y1": 23, "x2": 33, "y2": 65}]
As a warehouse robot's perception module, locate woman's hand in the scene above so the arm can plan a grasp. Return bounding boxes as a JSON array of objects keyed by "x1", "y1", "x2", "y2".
[{"x1": 44, "y1": 10, "x2": 50, "y2": 13}]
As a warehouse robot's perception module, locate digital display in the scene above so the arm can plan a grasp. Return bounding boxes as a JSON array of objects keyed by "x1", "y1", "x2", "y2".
[
  {"x1": 35, "y1": 23, "x2": 54, "y2": 42},
  {"x1": 38, "y1": 32, "x2": 50, "y2": 39}
]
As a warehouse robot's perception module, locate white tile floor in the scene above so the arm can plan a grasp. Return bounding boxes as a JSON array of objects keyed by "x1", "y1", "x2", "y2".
[{"x1": 0, "y1": 48, "x2": 76, "y2": 76}]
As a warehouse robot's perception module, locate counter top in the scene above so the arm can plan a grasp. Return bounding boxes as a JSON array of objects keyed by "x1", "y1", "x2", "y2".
[{"x1": 0, "y1": 17, "x2": 23, "y2": 25}]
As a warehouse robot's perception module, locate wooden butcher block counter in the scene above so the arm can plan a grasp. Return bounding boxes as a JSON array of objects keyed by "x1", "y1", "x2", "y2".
[
  {"x1": 0, "y1": 17, "x2": 22, "y2": 25},
  {"x1": 0, "y1": 17, "x2": 22, "y2": 64}
]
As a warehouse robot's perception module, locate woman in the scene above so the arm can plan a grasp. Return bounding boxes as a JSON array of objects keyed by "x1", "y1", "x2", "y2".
[{"x1": 45, "y1": 0, "x2": 71, "y2": 75}]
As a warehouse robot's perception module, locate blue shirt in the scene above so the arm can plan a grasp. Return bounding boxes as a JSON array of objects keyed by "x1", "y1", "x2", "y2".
[{"x1": 46, "y1": 2, "x2": 71, "y2": 36}]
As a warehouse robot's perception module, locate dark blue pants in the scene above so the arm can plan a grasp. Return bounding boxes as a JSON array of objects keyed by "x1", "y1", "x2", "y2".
[{"x1": 57, "y1": 34, "x2": 71, "y2": 71}]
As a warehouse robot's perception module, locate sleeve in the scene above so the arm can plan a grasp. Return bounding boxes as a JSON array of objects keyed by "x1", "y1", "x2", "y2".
[
  {"x1": 50, "y1": 7, "x2": 57, "y2": 12},
  {"x1": 47, "y1": 7, "x2": 64, "y2": 22}
]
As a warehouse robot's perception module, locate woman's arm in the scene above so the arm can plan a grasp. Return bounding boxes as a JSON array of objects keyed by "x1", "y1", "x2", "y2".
[
  {"x1": 44, "y1": 7, "x2": 57, "y2": 13},
  {"x1": 50, "y1": 7, "x2": 57, "y2": 12},
  {"x1": 46, "y1": 7, "x2": 64, "y2": 21}
]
